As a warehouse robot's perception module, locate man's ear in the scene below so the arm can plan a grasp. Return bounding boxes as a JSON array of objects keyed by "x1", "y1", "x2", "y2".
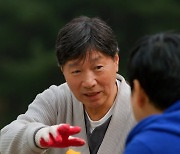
[
  {"x1": 60, "y1": 66, "x2": 63, "y2": 72},
  {"x1": 114, "y1": 53, "x2": 119, "y2": 72},
  {"x1": 133, "y1": 80, "x2": 148, "y2": 108}
]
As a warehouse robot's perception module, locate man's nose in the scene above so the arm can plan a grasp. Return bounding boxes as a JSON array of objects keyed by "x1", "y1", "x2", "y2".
[{"x1": 82, "y1": 72, "x2": 97, "y2": 88}]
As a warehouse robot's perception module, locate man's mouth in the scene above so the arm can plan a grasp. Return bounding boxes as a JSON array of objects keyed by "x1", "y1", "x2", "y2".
[{"x1": 84, "y1": 92, "x2": 100, "y2": 97}]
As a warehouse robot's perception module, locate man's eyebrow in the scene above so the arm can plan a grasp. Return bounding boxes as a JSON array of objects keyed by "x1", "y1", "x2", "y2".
[
  {"x1": 89, "y1": 55, "x2": 103, "y2": 64},
  {"x1": 67, "y1": 55, "x2": 103, "y2": 67},
  {"x1": 91, "y1": 55, "x2": 102, "y2": 62},
  {"x1": 68, "y1": 62, "x2": 80, "y2": 68}
]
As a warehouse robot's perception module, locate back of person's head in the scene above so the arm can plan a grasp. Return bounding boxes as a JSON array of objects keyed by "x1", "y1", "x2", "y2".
[
  {"x1": 56, "y1": 16, "x2": 119, "y2": 67},
  {"x1": 127, "y1": 32, "x2": 180, "y2": 110}
]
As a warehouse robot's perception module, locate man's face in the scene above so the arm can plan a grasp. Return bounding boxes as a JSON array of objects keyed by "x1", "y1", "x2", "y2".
[
  {"x1": 131, "y1": 88, "x2": 140, "y2": 121},
  {"x1": 131, "y1": 80, "x2": 149, "y2": 122},
  {"x1": 62, "y1": 51, "x2": 119, "y2": 112}
]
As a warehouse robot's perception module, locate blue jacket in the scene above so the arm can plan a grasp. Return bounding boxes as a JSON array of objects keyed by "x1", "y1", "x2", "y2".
[{"x1": 124, "y1": 100, "x2": 180, "y2": 154}]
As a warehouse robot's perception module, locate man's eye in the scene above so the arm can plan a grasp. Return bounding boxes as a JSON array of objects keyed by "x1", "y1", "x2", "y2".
[
  {"x1": 96, "y1": 66, "x2": 103, "y2": 70},
  {"x1": 72, "y1": 70, "x2": 81, "y2": 74}
]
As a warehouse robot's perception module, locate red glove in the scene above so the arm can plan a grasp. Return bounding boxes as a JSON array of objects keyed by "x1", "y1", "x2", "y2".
[{"x1": 35, "y1": 124, "x2": 85, "y2": 148}]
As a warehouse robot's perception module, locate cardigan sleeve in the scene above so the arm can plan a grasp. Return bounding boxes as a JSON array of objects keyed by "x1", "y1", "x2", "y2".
[{"x1": 0, "y1": 84, "x2": 71, "y2": 154}]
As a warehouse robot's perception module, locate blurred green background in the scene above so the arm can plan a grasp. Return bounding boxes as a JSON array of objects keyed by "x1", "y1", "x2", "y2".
[{"x1": 0, "y1": 0, "x2": 180, "y2": 129}]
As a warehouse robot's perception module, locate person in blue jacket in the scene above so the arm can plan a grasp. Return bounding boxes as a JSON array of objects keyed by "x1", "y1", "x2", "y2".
[{"x1": 124, "y1": 32, "x2": 180, "y2": 154}]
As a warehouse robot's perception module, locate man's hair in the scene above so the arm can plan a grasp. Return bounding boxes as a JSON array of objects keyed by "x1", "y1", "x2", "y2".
[
  {"x1": 127, "y1": 32, "x2": 180, "y2": 110},
  {"x1": 56, "y1": 16, "x2": 119, "y2": 66}
]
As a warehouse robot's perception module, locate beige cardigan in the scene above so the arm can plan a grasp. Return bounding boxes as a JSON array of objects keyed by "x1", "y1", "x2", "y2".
[{"x1": 0, "y1": 74, "x2": 136, "y2": 154}]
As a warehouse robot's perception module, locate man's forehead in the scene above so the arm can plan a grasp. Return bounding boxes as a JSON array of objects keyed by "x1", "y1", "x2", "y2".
[{"x1": 67, "y1": 51, "x2": 104, "y2": 67}]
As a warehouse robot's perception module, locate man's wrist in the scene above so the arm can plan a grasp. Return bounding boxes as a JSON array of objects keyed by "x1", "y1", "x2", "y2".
[{"x1": 33, "y1": 126, "x2": 47, "y2": 149}]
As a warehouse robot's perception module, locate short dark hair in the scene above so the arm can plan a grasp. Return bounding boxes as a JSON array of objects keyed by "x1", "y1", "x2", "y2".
[
  {"x1": 127, "y1": 32, "x2": 180, "y2": 110},
  {"x1": 56, "y1": 16, "x2": 119, "y2": 66}
]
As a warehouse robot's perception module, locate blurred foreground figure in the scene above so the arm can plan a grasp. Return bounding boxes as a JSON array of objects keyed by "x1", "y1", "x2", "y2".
[
  {"x1": 0, "y1": 16, "x2": 135, "y2": 154},
  {"x1": 124, "y1": 32, "x2": 180, "y2": 154}
]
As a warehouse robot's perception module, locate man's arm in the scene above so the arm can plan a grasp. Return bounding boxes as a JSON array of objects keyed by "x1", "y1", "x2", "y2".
[{"x1": 0, "y1": 85, "x2": 79, "y2": 154}]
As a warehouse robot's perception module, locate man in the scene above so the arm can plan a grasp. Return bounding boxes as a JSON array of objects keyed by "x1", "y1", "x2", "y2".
[
  {"x1": 0, "y1": 16, "x2": 135, "y2": 154},
  {"x1": 124, "y1": 33, "x2": 180, "y2": 154}
]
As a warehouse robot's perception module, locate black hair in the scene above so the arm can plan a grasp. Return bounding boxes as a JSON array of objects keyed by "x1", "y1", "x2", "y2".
[
  {"x1": 127, "y1": 32, "x2": 180, "y2": 110},
  {"x1": 56, "y1": 16, "x2": 119, "y2": 66}
]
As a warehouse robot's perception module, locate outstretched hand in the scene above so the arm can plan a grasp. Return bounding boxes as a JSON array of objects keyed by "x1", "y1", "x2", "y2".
[{"x1": 35, "y1": 124, "x2": 85, "y2": 148}]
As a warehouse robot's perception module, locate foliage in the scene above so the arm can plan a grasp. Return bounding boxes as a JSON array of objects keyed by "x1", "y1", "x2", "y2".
[{"x1": 0, "y1": 0, "x2": 180, "y2": 128}]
